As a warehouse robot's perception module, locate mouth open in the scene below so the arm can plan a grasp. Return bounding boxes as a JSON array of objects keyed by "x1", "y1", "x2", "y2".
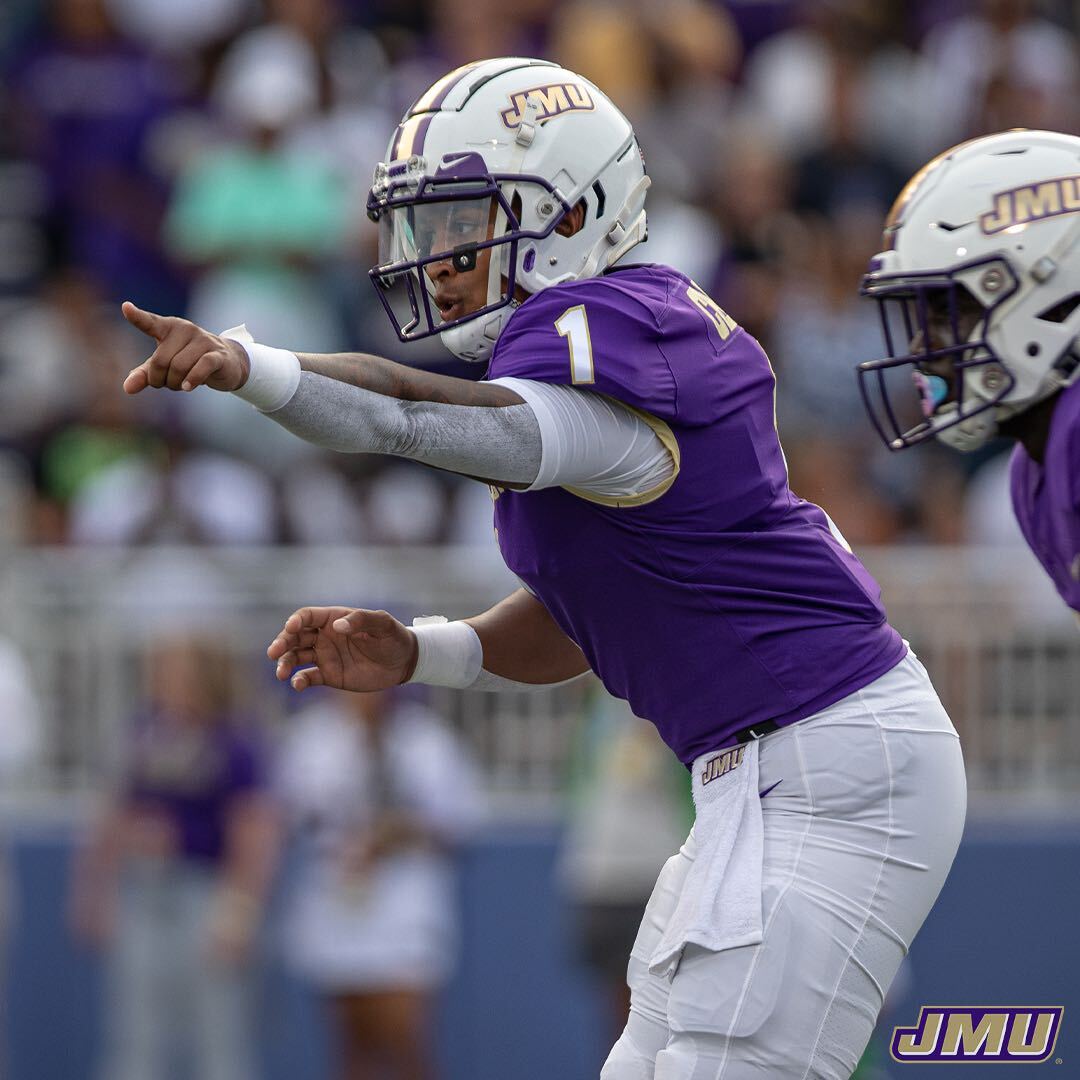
[
  {"x1": 913, "y1": 369, "x2": 954, "y2": 417},
  {"x1": 436, "y1": 297, "x2": 465, "y2": 323}
]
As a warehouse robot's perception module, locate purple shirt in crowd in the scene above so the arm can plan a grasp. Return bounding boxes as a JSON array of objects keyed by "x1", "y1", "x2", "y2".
[
  {"x1": 126, "y1": 712, "x2": 265, "y2": 863},
  {"x1": 487, "y1": 263, "x2": 906, "y2": 766},
  {"x1": 1010, "y1": 378, "x2": 1080, "y2": 612}
]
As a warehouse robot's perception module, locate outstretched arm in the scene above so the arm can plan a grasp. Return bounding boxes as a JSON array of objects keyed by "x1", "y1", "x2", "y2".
[
  {"x1": 119, "y1": 303, "x2": 674, "y2": 494},
  {"x1": 267, "y1": 588, "x2": 591, "y2": 693},
  {"x1": 121, "y1": 302, "x2": 523, "y2": 408},
  {"x1": 120, "y1": 303, "x2": 537, "y2": 486}
]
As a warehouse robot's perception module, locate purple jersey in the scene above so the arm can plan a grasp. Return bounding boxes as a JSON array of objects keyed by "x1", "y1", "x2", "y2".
[
  {"x1": 127, "y1": 712, "x2": 265, "y2": 863},
  {"x1": 1010, "y1": 378, "x2": 1080, "y2": 612},
  {"x1": 486, "y1": 264, "x2": 905, "y2": 765}
]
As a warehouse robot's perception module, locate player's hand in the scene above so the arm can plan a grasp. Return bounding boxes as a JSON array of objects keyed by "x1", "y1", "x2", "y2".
[
  {"x1": 121, "y1": 301, "x2": 250, "y2": 394},
  {"x1": 267, "y1": 606, "x2": 419, "y2": 692}
]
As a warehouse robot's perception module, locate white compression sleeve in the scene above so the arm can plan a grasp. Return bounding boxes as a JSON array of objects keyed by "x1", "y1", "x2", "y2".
[
  {"x1": 259, "y1": 370, "x2": 544, "y2": 484},
  {"x1": 489, "y1": 377, "x2": 676, "y2": 498},
  {"x1": 471, "y1": 667, "x2": 590, "y2": 692},
  {"x1": 225, "y1": 335, "x2": 673, "y2": 494}
]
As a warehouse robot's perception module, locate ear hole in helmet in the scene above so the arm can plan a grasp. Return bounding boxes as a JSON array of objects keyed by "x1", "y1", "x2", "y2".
[
  {"x1": 1036, "y1": 294, "x2": 1080, "y2": 323},
  {"x1": 555, "y1": 199, "x2": 587, "y2": 238}
]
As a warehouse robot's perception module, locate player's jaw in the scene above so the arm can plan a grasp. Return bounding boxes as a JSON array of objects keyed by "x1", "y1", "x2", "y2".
[
  {"x1": 908, "y1": 289, "x2": 985, "y2": 412},
  {"x1": 427, "y1": 251, "x2": 495, "y2": 324}
]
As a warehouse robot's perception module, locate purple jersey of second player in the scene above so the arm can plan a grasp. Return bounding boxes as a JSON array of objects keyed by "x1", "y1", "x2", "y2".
[
  {"x1": 486, "y1": 263, "x2": 906, "y2": 765},
  {"x1": 1010, "y1": 378, "x2": 1080, "y2": 612}
]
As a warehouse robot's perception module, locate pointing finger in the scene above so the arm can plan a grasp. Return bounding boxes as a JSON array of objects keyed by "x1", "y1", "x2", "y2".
[{"x1": 121, "y1": 301, "x2": 174, "y2": 342}]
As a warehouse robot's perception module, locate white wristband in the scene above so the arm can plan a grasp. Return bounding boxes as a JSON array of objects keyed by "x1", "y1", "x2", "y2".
[
  {"x1": 222, "y1": 324, "x2": 302, "y2": 413},
  {"x1": 407, "y1": 617, "x2": 483, "y2": 689}
]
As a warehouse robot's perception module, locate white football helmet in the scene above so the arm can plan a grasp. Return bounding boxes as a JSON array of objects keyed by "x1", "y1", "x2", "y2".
[
  {"x1": 858, "y1": 129, "x2": 1080, "y2": 451},
  {"x1": 366, "y1": 57, "x2": 650, "y2": 362}
]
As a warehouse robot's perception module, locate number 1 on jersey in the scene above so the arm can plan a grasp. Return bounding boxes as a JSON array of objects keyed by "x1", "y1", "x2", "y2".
[{"x1": 555, "y1": 305, "x2": 595, "y2": 384}]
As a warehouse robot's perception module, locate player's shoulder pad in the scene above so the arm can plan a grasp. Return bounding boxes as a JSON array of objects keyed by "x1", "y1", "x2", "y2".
[{"x1": 488, "y1": 265, "x2": 679, "y2": 418}]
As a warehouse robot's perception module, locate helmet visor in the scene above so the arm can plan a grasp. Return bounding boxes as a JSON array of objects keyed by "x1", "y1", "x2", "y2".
[{"x1": 379, "y1": 195, "x2": 498, "y2": 268}]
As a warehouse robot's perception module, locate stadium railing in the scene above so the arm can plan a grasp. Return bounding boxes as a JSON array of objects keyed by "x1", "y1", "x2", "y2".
[{"x1": 2, "y1": 544, "x2": 1078, "y2": 812}]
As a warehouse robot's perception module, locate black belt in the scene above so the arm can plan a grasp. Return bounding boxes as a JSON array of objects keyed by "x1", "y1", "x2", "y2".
[{"x1": 731, "y1": 719, "x2": 780, "y2": 745}]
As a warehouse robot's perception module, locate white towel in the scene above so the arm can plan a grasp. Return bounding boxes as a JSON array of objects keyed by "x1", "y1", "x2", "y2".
[{"x1": 649, "y1": 738, "x2": 765, "y2": 978}]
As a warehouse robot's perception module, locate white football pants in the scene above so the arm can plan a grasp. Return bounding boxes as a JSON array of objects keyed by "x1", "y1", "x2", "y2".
[{"x1": 600, "y1": 650, "x2": 967, "y2": 1079}]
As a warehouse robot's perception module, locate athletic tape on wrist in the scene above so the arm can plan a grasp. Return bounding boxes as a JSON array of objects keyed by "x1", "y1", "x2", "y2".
[
  {"x1": 222, "y1": 325, "x2": 302, "y2": 412},
  {"x1": 407, "y1": 617, "x2": 483, "y2": 688}
]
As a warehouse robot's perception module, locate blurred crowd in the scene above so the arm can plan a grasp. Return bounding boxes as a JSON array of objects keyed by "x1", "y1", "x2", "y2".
[{"x1": 0, "y1": 0, "x2": 1077, "y2": 551}]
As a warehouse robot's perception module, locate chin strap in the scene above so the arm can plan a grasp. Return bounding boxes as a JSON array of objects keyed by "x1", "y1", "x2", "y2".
[
  {"x1": 579, "y1": 174, "x2": 652, "y2": 280},
  {"x1": 441, "y1": 300, "x2": 520, "y2": 363},
  {"x1": 488, "y1": 95, "x2": 542, "y2": 309}
]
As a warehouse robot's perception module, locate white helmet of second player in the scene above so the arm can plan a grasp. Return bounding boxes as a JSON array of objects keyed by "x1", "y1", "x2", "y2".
[
  {"x1": 858, "y1": 129, "x2": 1080, "y2": 451},
  {"x1": 366, "y1": 57, "x2": 650, "y2": 362}
]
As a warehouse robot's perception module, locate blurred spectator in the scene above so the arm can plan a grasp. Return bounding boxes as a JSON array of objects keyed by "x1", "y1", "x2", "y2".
[
  {"x1": 69, "y1": 632, "x2": 278, "y2": 1080},
  {"x1": 773, "y1": 206, "x2": 891, "y2": 445},
  {"x1": 0, "y1": 633, "x2": 42, "y2": 790},
  {"x1": 0, "y1": 270, "x2": 98, "y2": 449},
  {"x1": 166, "y1": 24, "x2": 348, "y2": 350},
  {"x1": 366, "y1": 464, "x2": 450, "y2": 546},
  {"x1": 276, "y1": 687, "x2": 484, "y2": 1080},
  {"x1": 559, "y1": 693, "x2": 691, "y2": 1042},
  {"x1": 920, "y1": 0, "x2": 1079, "y2": 145},
  {"x1": 8, "y1": 267, "x2": 170, "y2": 541},
  {"x1": 0, "y1": 90, "x2": 50, "y2": 296},
  {"x1": 163, "y1": 23, "x2": 353, "y2": 466},
  {"x1": 0, "y1": 264, "x2": 281, "y2": 545},
  {"x1": 742, "y1": 0, "x2": 933, "y2": 167},
  {"x1": 704, "y1": 123, "x2": 797, "y2": 347},
  {"x1": 768, "y1": 200, "x2": 974, "y2": 545},
  {"x1": 280, "y1": 460, "x2": 370, "y2": 545},
  {"x1": 8, "y1": 0, "x2": 187, "y2": 309},
  {"x1": 790, "y1": 41, "x2": 907, "y2": 219},
  {"x1": 104, "y1": 0, "x2": 252, "y2": 59},
  {"x1": 68, "y1": 439, "x2": 280, "y2": 545},
  {"x1": 551, "y1": 0, "x2": 740, "y2": 206},
  {"x1": 0, "y1": 632, "x2": 43, "y2": 1076},
  {"x1": 0, "y1": 452, "x2": 34, "y2": 546}
]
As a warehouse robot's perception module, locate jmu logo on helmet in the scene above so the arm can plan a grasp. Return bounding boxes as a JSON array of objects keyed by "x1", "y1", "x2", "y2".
[
  {"x1": 890, "y1": 1006, "x2": 1064, "y2": 1063},
  {"x1": 979, "y1": 175, "x2": 1080, "y2": 234},
  {"x1": 500, "y1": 83, "x2": 595, "y2": 129}
]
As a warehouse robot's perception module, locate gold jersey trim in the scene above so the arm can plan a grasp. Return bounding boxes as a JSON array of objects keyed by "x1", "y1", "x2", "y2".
[{"x1": 562, "y1": 401, "x2": 680, "y2": 508}]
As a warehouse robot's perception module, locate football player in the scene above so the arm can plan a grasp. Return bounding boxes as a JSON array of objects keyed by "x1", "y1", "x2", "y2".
[
  {"x1": 858, "y1": 129, "x2": 1080, "y2": 617},
  {"x1": 123, "y1": 58, "x2": 966, "y2": 1079}
]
